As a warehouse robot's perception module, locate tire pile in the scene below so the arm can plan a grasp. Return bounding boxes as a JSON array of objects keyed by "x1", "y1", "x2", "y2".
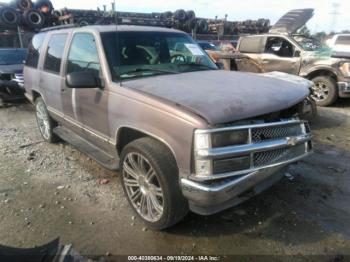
[
  {"x1": 0, "y1": 1, "x2": 270, "y2": 36},
  {"x1": 56, "y1": 9, "x2": 270, "y2": 35},
  {"x1": 0, "y1": 0, "x2": 53, "y2": 30}
]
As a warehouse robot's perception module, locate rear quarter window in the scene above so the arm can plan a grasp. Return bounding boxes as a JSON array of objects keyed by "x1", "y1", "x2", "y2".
[
  {"x1": 239, "y1": 37, "x2": 266, "y2": 53},
  {"x1": 25, "y1": 33, "x2": 47, "y2": 68},
  {"x1": 44, "y1": 34, "x2": 68, "y2": 74}
]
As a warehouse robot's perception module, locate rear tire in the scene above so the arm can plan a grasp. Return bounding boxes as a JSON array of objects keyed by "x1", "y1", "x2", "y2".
[
  {"x1": 120, "y1": 137, "x2": 188, "y2": 230},
  {"x1": 35, "y1": 97, "x2": 59, "y2": 143},
  {"x1": 311, "y1": 76, "x2": 338, "y2": 107}
]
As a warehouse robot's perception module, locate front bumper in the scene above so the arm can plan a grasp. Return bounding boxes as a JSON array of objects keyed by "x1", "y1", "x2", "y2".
[
  {"x1": 338, "y1": 81, "x2": 350, "y2": 98},
  {"x1": 182, "y1": 164, "x2": 289, "y2": 215},
  {"x1": 182, "y1": 119, "x2": 312, "y2": 215}
]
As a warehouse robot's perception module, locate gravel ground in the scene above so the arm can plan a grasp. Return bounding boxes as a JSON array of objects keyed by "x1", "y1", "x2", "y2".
[{"x1": 0, "y1": 101, "x2": 350, "y2": 261}]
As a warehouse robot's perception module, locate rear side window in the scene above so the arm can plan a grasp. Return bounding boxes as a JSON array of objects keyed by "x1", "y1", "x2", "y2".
[
  {"x1": 335, "y1": 36, "x2": 350, "y2": 45},
  {"x1": 67, "y1": 33, "x2": 100, "y2": 75},
  {"x1": 44, "y1": 34, "x2": 68, "y2": 74},
  {"x1": 26, "y1": 33, "x2": 47, "y2": 68},
  {"x1": 239, "y1": 37, "x2": 265, "y2": 53}
]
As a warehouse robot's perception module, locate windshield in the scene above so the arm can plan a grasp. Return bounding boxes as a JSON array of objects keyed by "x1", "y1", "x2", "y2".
[
  {"x1": 293, "y1": 36, "x2": 328, "y2": 51},
  {"x1": 0, "y1": 49, "x2": 27, "y2": 65},
  {"x1": 101, "y1": 31, "x2": 217, "y2": 81}
]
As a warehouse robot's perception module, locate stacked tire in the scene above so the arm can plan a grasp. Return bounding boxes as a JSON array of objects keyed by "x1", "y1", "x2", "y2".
[
  {"x1": 0, "y1": 7, "x2": 21, "y2": 28},
  {"x1": 0, "y1": 0, "x2": 53, "y2": 30}
]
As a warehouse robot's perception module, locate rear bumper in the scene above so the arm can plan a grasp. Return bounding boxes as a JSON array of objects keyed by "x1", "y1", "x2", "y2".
[{"x1": 338, "y1": 81, "x2": 350, "y2": 98}]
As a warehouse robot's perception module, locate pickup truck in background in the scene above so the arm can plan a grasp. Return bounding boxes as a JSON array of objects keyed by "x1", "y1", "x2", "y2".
[{"x1": 237, "y1": 9, "x2": 350, "y2": 107}]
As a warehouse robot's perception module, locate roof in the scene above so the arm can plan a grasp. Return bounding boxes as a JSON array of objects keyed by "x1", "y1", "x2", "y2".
[{"x1": 43, "y1": 24, "x2": 184, "y2": 34}]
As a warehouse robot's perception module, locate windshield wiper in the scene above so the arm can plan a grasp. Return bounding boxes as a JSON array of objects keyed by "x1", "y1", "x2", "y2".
[
  {"x1": 176, "y1": 62, "x2": 215, "y2": 70},
  {"x1": 122, "y1": 67, "x2": 179, "y2": 76}
]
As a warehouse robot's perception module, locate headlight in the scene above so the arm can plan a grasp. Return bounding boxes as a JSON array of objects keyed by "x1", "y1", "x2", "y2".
[
  {"x1": 212, "y1": 130, "x2": 249, "y2": 148},
  {"x1": 194, "y1": 133, "x2": 210, "y2": 150},
  {"x1": 193, "y1": 129, "x2": 249, "y2": 177},
  {"x1": 194, "y1": 132, "x2": 212, "y2": 176},
  {"x1": 339, "y1": 62, "x2": 350, "y2": 77}
]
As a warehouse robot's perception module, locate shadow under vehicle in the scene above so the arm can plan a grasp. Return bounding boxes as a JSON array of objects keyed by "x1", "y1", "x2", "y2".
[
  {"x1": 237, "y1": 9, "x2": 350, "y2": 107},
  {"x1": 24, "y1": 25, "x2": 312, "y2": 230},
  {"x1": 0, "y1": 48, "x2": 27, "y2": 106}
]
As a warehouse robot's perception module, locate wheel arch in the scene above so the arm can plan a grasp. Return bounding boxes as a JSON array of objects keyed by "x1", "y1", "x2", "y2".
[
  {"x1": 32, "y1": 90, "x2": 42, "y2": 102},
  {"x1": 305, "y1": 68, "x2": 338, "y2": 82},
  {"x1": 116, "y1": 126, "x2": 179, "y2": 170}
]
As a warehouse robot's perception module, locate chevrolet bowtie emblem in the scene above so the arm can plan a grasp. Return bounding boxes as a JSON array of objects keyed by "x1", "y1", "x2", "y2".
[{"x1": 286, "y1": 137, "x2": 298, "y2": 146}]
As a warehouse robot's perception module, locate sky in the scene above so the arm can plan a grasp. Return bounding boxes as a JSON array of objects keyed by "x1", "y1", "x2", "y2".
[{"x1": 3, "y1": 0, "x2": 350, "y2": 33}]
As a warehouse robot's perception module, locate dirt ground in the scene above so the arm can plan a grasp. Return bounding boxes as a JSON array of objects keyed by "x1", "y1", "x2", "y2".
[{"x1": 1, "y1": 101, "x2": 350, "y2": 261}]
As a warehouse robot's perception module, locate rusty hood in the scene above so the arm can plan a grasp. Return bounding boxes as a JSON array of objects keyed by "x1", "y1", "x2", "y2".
[
  {"x1": 270, "y1": 9, "x2": 314, "y2": 34},
  {"x1": 123, "y1": 70, "x2": 310, "y2": 125}
]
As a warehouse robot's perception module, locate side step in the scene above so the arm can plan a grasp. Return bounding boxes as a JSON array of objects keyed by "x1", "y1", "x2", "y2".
[{"x1": 53, "y1": 126, "x2": 119, "y2": 171}]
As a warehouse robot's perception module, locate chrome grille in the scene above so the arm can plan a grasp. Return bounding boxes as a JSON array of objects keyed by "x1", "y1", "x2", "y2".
[
  {"x1": 193, "y1": 119, "x2": 312, "y2": 180},
  {"x1": 254, "y1": 144, "x2": 306, "y2": 167},
  {"x1": 252, "y1": 124, "x2": 302, "y2": 143}
]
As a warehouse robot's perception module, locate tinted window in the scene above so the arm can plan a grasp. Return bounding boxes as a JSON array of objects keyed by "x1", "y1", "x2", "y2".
[
  {"x1": 44, "y1": 34, "x2": 67, "y2": 73},
  {"x1": 26, "y1": 33, "x2": 47, "y2": 68},
  {"x1": 0, "y1": 49, "x2": 27, "y2": 65},
  {"x1": 67, "y1": 33, "x2": 100, "y2": 75},
  {"x1": 336, "y1": 36, "x2": 350, "y2": 45}
]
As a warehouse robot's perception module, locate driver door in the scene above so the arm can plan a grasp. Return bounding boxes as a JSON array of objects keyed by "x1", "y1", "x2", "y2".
[
  {"x1": 261, "y1": 36, "x2": 302, "y2": 75},
  {"x1": 62, "y1": 33, "x2": 110, "y2": 152}
]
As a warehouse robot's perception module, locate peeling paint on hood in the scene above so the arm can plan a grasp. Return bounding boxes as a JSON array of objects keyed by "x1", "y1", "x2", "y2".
[{"x1": 123, "y1": 70, "x2": 310, "y2": 125}]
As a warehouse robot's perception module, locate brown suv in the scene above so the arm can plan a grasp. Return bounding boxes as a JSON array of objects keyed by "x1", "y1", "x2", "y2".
[{"x1": 24, "y1": 25, "x2": 313, "y2": 229}]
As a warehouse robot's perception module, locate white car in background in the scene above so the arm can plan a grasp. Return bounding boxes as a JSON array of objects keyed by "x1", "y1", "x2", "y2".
[{"x1": 327, "y1": 34, "x2": 350, "y2": 53}]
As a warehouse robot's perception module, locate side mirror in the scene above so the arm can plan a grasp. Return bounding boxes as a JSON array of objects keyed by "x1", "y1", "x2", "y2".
[
  {"x1": 294, "y1": 50, "x2": 301, "y2": 57},
  {"x1": 66, "y1": 71, "x2": 100, "y2": 89}
]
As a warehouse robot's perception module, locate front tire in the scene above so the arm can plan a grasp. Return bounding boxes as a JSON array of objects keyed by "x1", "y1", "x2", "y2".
[
  {"x1": 120, "y1": 137, "x2": 188, "y2": 230},
  {"x1": 311, "y1": 76, "x2": 338, "y2": 107},
  {"x1": 35, "y1": 97, "x2": 59, "y2": 143}
]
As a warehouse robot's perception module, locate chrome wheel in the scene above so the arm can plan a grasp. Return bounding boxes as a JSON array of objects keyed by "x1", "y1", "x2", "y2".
[
  {"x1": 36, "y1": 100, "x2": 50, "y2": 140},
  {"x1": 123, "y1": 152, "x2": 164, "y2": 222},
  {"x1": 311, "y1": 81, "x2": 329, "y2": 102}
]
